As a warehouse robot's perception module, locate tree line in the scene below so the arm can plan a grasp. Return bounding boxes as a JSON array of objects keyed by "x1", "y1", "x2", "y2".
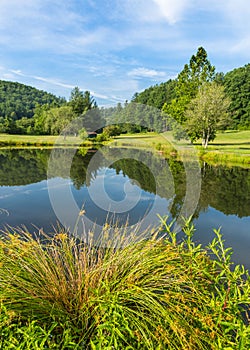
[
  {"x1": 0, "y1": 85, "x2": 104, "y2": 136},
  {"x1": 0, "y1": 49, "x2": 249, "y2": 147}
]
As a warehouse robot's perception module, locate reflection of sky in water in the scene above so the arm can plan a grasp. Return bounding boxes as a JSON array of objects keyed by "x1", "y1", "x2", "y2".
[
  {"x1": 193, "y1": 208, "x2": 250, "y2": 269},
  {"x1": 71, "y1": 168, "x2": 170, "y2": 227},
  {"x1": 0, "y1": 168, "x2": 249, "y2": 270}
]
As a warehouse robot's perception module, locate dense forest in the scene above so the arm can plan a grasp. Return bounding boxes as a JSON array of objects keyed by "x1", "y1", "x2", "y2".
[
  {"x1": 101, "y1": 51, "x2": 249, "y2": 147},
  {"x1": 131, "y1": 79, "x2": 177, "y2": 110},
  {"x1": 223, "y1": 64, "x2": 250, "y2": 128}
]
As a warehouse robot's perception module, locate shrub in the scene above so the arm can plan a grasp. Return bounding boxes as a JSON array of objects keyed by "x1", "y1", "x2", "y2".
[{"x1": 0, "y1": 220, "x2": 249, "y2": 349}]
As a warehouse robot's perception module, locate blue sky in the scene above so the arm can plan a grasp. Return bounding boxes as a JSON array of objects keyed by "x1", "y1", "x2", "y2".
[{"x1": 0, "y1": 0, "x2": 249, "y2": 106}]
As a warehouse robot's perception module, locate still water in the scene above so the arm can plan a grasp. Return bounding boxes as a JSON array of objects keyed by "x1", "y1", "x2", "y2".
[{"x1": 0, "y1": 148, "x2": 249, "y2": 268}]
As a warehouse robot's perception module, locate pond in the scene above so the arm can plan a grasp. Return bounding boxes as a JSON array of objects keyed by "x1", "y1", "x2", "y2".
[{"x1": 0, "y1": 147, "x2": 249, "y2": 269}]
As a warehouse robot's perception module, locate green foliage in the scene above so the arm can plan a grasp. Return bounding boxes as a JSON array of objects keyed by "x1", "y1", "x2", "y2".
[
  {"x1": 43, "y1": 105, "x2": 75, "y2": 135},
  {"x1": 95, "y1": 132, "x2": 109, "y2": 142},
  {"x1": 0, "y1": 304, "x2": 82, "y2": 349},
  {"x1": 163, "y1": 47, "x2": 216, "y2": 124},
  {"x1": 69, "y1": 87, "x2": 97, "y2": 116},
  {"x1": 184, "y1": 82, "x2": 231, "y2": 147},
  {"x1": 132, "y1": 79, "x2": 177, "y2": 110},
  {"x1": 0, "y1": 83, "x2": 103, "y2": 135},
  {"x1": 0, "y1": 220, "x2": 249, "y2": 349},
  {"x1": 0, "y1": 80, "x2": 65, "y2": 122},
  {"x1": 103, "y1": 125, "x2": 122, "y2": 137},
  {"x1": 79, "y1": 127, "x2": 88, "y2": 140},
  {"x1": 223, "y1": 63, "x2": 250, "y2": 129},
  {"x1": 80, "y1": 107, "x2": 105, "y2": 132},
  {"x1": 103, "y1": 102, "x2": 165, "y2": 133}
]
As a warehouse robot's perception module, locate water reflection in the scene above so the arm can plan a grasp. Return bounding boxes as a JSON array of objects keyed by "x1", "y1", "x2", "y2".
[{"x1": 0, "y1": 148, "x2": 249, "y2": 267}]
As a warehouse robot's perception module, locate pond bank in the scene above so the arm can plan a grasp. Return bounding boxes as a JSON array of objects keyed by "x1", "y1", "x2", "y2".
[
  {"x1": 0, "y1": 131, "x2": 249, "y2": 167},
  {"x1": 111, "y1": 130, "x2": 250, "y2": 168}
]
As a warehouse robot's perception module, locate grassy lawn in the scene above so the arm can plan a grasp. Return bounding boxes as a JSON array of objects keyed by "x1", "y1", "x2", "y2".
[
  {"x1": 0, "y1": 131, "x2": 249, "y2": 166},
  {"x1": 113, "y1": 130, "x2": 250, "y2": 151},
  {"x1": 0, "y1": 134, "x2": 82, "y2": 146},
  {"x1": 203, "y1": 130, "x2": 250, "y2": 154},
  {"x1": 112, "y1": 130, "x2": 250, "y2": 167}
]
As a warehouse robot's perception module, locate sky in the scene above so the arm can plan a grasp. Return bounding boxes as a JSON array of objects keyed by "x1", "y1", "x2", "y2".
[{"x1": 0, "y1": 0, "x2": 249, "y2": 106}]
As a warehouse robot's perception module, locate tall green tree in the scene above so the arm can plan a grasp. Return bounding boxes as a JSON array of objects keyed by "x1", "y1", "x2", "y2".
[
  {"x1": 184, "y1": 82, "x2": 231, "y2": 148},
  {"x1": 69, "y1": 87, "x2": 97, "y2": 116},
  {"x1": 69, "y1": 87, "x2": 103, "y2": 132},
  {"x1": 163, "y1": 47, "x2": 216, "y2": 124}
]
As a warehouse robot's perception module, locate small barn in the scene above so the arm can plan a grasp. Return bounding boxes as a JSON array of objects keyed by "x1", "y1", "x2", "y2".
[{"x1": 87, "y1": 131, "x2": 97, "y2": 139}]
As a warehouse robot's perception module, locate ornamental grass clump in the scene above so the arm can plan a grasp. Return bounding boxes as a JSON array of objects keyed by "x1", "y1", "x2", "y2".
[{"x1": 0, "y1": 219, "x2": 249, "y2": 349}]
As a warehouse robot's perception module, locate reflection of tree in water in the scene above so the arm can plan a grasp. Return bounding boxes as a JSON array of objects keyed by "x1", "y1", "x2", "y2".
[
  {"x1": 102, "y1": 148, "x2": 174, "y2": 199},
  {"x1": 0, "y1": 148, "x2": 100, "y2": 188},
  {"x1": 199, "y1": 163, "x2": 250, "y2": 218},
  {"x1": 0, "y1": 149, "x2": 49, "y2": 186},
  {"x1": 0, "y1": 148, "x2": 249, "y2": 218},
  {"x1": 70, "y1": 150, "x2": 100, "y2": 189},
  {"x1": 168, "y1": 161, "x2": 250, "y2": 219}
]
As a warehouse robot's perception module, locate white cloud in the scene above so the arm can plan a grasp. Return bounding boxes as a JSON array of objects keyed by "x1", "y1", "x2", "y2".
[
  {"x1": 152, "y1": 0, "x2": 190, "y2": 24},
  {"x1": 230, "y1": 37, "x2": 250, "y2": 55},
  {"x1": 128, "y1": 67, "x2": 166, "y2": 79}
]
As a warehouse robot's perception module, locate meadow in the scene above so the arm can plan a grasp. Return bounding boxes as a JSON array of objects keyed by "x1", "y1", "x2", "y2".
[{"x1": 112, "y1": 130, "x2": 250, "y2": 167}]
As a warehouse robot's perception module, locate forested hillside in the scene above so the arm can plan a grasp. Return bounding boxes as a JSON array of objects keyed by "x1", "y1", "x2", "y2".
[
  {"x1": 0, "y1": 83, "x2": 102, "y2": 135},
  {"x1": 0, "y1": 80, "x2": 65, "y2": 120},
  {"x1": 132, "y1": 62, "x2": 250, "y2": 129},
  {"x1": 223, "y1": 64, "x2": 250, "y2": 128},
  {"x1": 132, "y1": 79, "x2": 177, "y2": 110}
]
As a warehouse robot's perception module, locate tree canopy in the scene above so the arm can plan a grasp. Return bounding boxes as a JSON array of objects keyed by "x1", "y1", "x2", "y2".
[
  {"x1": 69, "y1": 87, "x2": 97, "y2": 116},
  {"x1": 162, "y1": 47, "x2": 216, "y2": 124},
  {"x1": 0, "y1": 49, "x2": 249, "y2": 136},
  {"x1": 133, "y1": 48, "x2": 249, "y2": 131},
  {"x1": 184, "y1": 82, "x2": 231, "y2": 147}
]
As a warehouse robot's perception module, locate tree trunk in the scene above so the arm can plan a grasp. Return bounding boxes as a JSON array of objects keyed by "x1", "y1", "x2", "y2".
[
  {"x1": 202, "y1": 130, "x2": 206, "y2": 147},
  {"x1": 202, "y1": 129, "x2": 210, "y2": 148}
]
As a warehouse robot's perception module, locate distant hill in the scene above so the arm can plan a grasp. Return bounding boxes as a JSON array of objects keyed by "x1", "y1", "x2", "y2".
[
  {"x1": 0, "y1": 80, "x2": 65, "y2": 120},
  {"x1": 132, "y1": 79, "x2": 177, "y2": 110}
]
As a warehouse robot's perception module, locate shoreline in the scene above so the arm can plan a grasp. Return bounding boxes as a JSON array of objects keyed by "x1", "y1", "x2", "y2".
[{"x1": 0, "y1": 131, "x2": 249, "y2": 168}]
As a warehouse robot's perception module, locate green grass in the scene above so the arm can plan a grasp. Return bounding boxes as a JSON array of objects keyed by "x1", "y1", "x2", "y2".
[
  {"x1": 0, "y1": 220, "x2": 250, "y2": 349},
  {"x1": 0, "y1": 134, "x2": 77, "y2": 147},
  {"x1": 112, "y1": 130, "x2": 250, "y2": 167}
]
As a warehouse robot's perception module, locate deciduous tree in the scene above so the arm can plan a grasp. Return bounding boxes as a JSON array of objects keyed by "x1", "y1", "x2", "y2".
[{"x1": 184, "y1": 82, "x2": 231, "y2": 148}]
